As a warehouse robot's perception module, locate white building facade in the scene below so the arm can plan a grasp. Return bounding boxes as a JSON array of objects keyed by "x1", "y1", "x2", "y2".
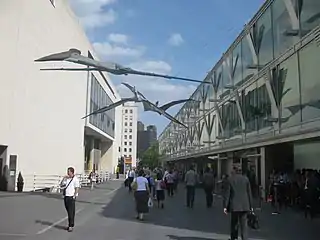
[
  {"x1": 120, "y1": 102, "x2": 138, "y2": 171},
  {"x1": 0, "y1": 0, "x2": 122, "y2": 190}
]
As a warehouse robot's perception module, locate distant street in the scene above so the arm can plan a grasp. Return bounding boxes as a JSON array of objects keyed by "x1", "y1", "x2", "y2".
[{"x1": 0, "y1": 181, "x2": 319, "y2": 240}]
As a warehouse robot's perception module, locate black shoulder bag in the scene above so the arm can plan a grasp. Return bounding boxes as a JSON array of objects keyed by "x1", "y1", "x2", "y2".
[{"x1": 62, "y1": 177, "x2": 74, "y2": 196}]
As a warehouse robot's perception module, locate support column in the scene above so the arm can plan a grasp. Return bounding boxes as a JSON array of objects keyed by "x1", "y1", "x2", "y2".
[
  {"x1": 260, "y1": 146, "x2": 266, "y2": 199},
  {"x1": 217, "y1": 158, "x2": 222, "y2": 180},
  {"x1": 88, "y1": 138, "x2": 94, "y2": 172}
]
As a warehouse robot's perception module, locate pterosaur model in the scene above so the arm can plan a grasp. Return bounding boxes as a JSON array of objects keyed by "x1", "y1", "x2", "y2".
[
  {"x1": 34, "y1": 49, "x2": 202, "y2": 84},
  {"x1": 82, "y1": 82, "x2": 188, "y2": 128},
  {"x1": 82, "y1": 84, "x2": 146, "y2": 119}
]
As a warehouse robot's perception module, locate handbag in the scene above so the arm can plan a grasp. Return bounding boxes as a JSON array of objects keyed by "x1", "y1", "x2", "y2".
[
  {"x1": 131, "y1": 180, "x2": 138, "y2": 191},
  {"x1": 248, "y1": 211, "x2": 259, "y2": 230},
  {"x1": 148, "y1": 197, "x2": 153, "y2": 208},
  {"x1": 160, "y1": 180, "x2": 166, "y2": 189},
  {"x1": 62, "y1": 177, "x2": 74, "y2": 196}
]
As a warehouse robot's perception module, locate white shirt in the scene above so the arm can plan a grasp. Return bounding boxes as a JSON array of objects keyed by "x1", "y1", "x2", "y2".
[
  {"x1": 134, "y1": 176, "x2": 149, "y2": 191},
  {"x1": 63, "y1": 176, "x2": 80, "y2": 197},
  {"x1": 128, "y1": 170, "x2": 135, "y2": 178}
]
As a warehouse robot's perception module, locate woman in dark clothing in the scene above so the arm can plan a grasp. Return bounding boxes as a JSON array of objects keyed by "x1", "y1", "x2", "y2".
[{"x1": 132, "y1": 169, "x2": 150, "y2": 220}]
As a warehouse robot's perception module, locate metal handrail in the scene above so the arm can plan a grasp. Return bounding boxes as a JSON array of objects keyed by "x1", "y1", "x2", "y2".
[{"x1": 17, "y1": 171, "x2": 111, "y2": 192}]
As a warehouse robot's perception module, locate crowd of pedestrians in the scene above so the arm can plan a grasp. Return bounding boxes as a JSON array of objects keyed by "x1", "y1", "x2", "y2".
[{"x1": 268, "y1": 168, "x2": 320, "y2": 218}]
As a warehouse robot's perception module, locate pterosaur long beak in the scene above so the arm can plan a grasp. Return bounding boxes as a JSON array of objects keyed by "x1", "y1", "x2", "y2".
[{"x1": 34, "y1": 48, "x2": 81, "y2": 62}]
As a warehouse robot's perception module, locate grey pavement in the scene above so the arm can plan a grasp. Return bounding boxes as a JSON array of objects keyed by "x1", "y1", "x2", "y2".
[{"x1": 0, "y1": 182, "x2": 319, "y2": 240}]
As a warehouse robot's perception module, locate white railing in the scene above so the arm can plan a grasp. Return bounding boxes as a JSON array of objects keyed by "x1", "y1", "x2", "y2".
[{"x1": 19, "y1": 171, "x2": 111, "y2": 192}]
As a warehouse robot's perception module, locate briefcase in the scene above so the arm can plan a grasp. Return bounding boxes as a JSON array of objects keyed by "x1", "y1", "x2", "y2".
[{"x1": 248, "y1": 211, "x2": 259, "y2": 230}]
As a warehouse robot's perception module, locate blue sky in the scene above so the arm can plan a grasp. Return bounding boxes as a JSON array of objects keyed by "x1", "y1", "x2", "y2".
[{"x1": 70, "y1": 0, "x2": 265, "y2": 134}]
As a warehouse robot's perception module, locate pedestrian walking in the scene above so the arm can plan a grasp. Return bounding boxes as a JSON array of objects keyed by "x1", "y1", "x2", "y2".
[
  {"x1": 223, "y1": 165, "x2": 253, "y2": 240},
  {"x1": 60, "y1": 167, "x2": 80, "y2": 232},
  {"x1": 185, "y1": 165, "x2": 197, "y2": 208},
  {"x1": 203, "y1": 167, "x2": 215, "y2": 208}
]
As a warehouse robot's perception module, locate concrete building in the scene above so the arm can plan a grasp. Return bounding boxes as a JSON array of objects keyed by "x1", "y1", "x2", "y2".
[
  {"x1": 159, "y1": 0, "x2": 320, "y2": 197},
  {"x1": 120, "y1": 102, "x2": 138, "y2": 171},
  {"x1": 0, "y1": 0, "x2": 122, "y2": 190}
]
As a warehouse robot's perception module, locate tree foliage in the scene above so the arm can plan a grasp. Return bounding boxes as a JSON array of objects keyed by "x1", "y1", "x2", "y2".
[{"x1": 140, "y1": 142, "x2": 160, "y2": 169}]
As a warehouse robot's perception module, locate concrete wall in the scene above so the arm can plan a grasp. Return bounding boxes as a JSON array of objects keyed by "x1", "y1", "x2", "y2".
[{"x1": 0, "y1": 0, "x2": 121, "y2": 187}]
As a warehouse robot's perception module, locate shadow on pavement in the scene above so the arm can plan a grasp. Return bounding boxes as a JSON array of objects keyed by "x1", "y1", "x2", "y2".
[
  {"x1": 100, "y1": 186, "x2": 232, "y2": 236},
  {"x1": 167, "y1": 235, "x2": 217, "y2": 240},
  {"x1": 100, "y1": 186, "x2": 320, "y2": 240},
  {"x1": 35, "y1": 220, "x2": 66, "y2": 231}
]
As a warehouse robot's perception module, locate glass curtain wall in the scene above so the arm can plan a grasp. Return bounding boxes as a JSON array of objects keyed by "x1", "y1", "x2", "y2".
[
  {"x1": 166, "y1": 0, "x2": 320, "y2": 146},
  {"x1": 89, "y1": 74, "x2": 115, "y2": 137}
]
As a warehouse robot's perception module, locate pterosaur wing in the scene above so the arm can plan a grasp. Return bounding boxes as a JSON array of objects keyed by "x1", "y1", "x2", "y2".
[
  {"x1": 162, "y1": 111, "x2": 188, "y2": 129},
  {"x1": 160, "y1": 99, "x2": 192, "y2": 111},
  {"x1": 121, "y1": 82, "x2": 146, "y2": 99},
  {"x1": 82, "y1": 98, "x2": 134, "y2": 119},
  {"x1": 120, "y1": 68, "x2": 203, "y2": 84},
  {"x1": 40, "y1": 68, "x2": 101, "y2": 71},
  {"x1": 141, "y1": 100, "x2": 188, "y2": 128}
]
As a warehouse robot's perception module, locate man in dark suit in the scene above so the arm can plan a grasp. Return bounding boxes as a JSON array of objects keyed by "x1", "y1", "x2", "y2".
[{"x1": 223, "y1": 165, "x2": 253, "y2": 240}]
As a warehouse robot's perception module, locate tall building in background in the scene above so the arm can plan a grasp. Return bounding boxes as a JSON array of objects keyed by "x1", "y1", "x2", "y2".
[
  {"x1": 147, "y1": 125, "x2": 157, "y2": 145},
  {"x1": 120, "y1": 102, "x2": 138, "y2": 172},
  {"x1": 137, "y1": 121, "x2": 145, "y2": 131},
  {"x1": 137, "y1": 123, "x2": 158, "y2": 157}
]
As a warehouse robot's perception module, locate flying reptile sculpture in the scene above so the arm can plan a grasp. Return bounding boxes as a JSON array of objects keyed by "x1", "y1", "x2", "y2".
[
  {"x1": 81, "y1": 83, "x2": 146, "y2": 119},
  {"x1": 122, "y1": 83, "x2": 190, "y2": 128},
  {"x1": 34, "y1": 48, "x2": 203, "y2": 84},
  {"x1": 82, "y1": 82, "x2": 189, "y2": 128}
]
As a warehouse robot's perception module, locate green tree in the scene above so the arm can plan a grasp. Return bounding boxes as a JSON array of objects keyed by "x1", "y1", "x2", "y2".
[{"x1": 140, "y1": 142, "x2": 160, "y2": 169}]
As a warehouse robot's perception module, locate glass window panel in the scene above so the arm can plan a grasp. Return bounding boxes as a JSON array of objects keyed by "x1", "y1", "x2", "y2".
[
  {"x1": 279, "y1": 53, "x2": 301, "y2": 128},
  {"x1": 256, "y1": 77, "x2": 272, "y2": 130},
  {"x1": 299, "y1": 41, "x2": 320, "y2": 121},
  {"x1": 243, "y1": 81, "x2": 258, "y2": 133},
  {"x1": 300, "y1": 0, "x2": 320, "y2": 37},
  {"x1": 216, "y1": 65, "x2": 224, "y2": 98},
  {"x1": 233, "y1": 43, "x2": 243, "y2": 86},
  {"x1": 272, "y1": 0, "x2": 299, "y2": 57},
  {"x1": 257, "y1": 7, "x2": 274, "y2": 67},
  {"x1": 241, "y1": 36, "x2": 257, "y2": 85}
]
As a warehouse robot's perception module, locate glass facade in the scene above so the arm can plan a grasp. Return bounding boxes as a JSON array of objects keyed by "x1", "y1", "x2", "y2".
[
  {"x1": 160, "y1": 0, "x2": 320, "y2": 157},
  {"x1": 89, "y1": 74, "x2": 115, "y2": 137}
]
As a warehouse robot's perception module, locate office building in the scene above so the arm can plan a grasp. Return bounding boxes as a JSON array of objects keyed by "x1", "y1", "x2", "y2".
[
  {"x1": 159, "y1": 0, "x2": 320, "y2": 197},
  {"x1": 120, "y1": 102, "x2": 138, "y2": 171},
  {"x1": 0, "y1": 0, "x2": 122, "y2": 190},
  {"x1": 147, "y1": 125, "x2": 157, "y2": 145},
  {"x1": 137, "y1": 121, "x2": 145, "y2": 132},
  {"x1": 137, "y1": 124, "x2": 158, "y2": 157}
]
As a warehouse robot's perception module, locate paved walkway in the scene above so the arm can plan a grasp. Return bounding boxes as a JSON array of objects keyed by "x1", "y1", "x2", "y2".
[{"x1": 0, "y1": 182, "x2": 319, "y2": 240}]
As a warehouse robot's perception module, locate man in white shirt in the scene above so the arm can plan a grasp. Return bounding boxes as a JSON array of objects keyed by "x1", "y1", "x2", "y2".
[
  {"x1": 60, "y1": 167, "x2": 80, "y2": 232},
  {"x1": 127, "y1": 168, "x2": 135, "y2": 192}
]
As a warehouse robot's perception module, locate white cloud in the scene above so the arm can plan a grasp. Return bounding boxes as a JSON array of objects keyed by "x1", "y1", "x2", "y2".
[
  {"x1": 69, "y1": 0, "x2": 117, "y2": 29},
  {"x1": 92, "y1": 42, "x2": 145, "y2": 58},
  {"x1": 168, "y1": 33, "x2": 184, "y2": 46},
  {"x1": 108, "y1": 33, "x2": 129, "y2": 45}
]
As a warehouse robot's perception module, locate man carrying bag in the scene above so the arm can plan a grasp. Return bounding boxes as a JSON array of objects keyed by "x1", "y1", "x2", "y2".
[{"x1": 60, "y1": 167, "x2": 80, "y2": 232}]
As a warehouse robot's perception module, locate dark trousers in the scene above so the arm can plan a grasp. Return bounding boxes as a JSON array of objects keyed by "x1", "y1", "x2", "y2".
[
  {"x1": 204, "y1": 185, "x2": 213, "y2": 207},
  {"x1": 167, "y1": 183, "x2": 174, "y2": 196},
  {"x1": 230, "y1": 211, "x2": 248, "y2": 240},
  {"x1": 64, "y1": 196, "x2": 75, "y2": 227},
  {"x1": 128, "y1": 177, "x2": 134, "y2": 192},
  {"x1": 186, "y1": 185, "x2": 195, "y2": 207}
]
